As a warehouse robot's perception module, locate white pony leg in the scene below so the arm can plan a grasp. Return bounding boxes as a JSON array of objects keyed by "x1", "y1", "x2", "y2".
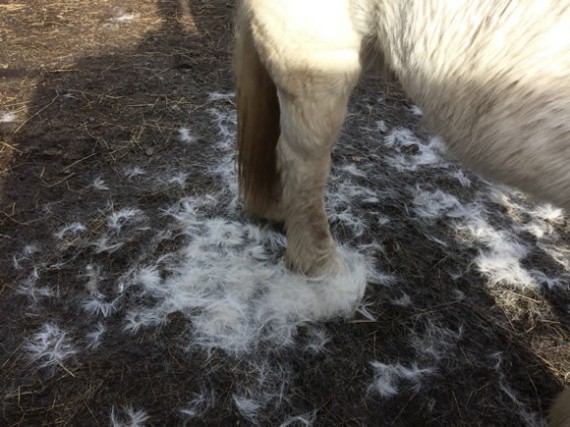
[
  {"x1": 244, "y1": 0, "x2": 363, "y2": 275},
  {"x1": 277, "y1": 70, "x2": 360, "y2": 276}
]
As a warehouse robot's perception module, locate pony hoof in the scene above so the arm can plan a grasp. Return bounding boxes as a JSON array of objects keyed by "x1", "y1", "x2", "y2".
[{"x1": 286, "y1": 250, "x2": 347, "y2": 277}]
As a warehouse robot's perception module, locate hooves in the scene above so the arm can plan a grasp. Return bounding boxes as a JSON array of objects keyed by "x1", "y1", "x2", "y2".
[
  {"x1": 285, "y1": 242, "x2": 348, "y2": 278},
  {"x1": 242, "y1": 192, "x2": 349, "y2": 278},
  {"x1": 285, "y1": 250, "x2": 348, "y2": 277}
]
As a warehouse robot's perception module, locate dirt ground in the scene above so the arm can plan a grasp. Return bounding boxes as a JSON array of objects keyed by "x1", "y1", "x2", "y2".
[{"x1": 1, "y1": 1, "x2": 569, "y2": 426}]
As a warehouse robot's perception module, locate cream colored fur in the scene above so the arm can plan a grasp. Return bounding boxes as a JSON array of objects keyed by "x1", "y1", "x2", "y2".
[
  {"x1": 237, "y1": 0, "x2": 362, "y2": 275},
  {"x1": 235, "y1": 0, "x2": 570, "y2": 276}
]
